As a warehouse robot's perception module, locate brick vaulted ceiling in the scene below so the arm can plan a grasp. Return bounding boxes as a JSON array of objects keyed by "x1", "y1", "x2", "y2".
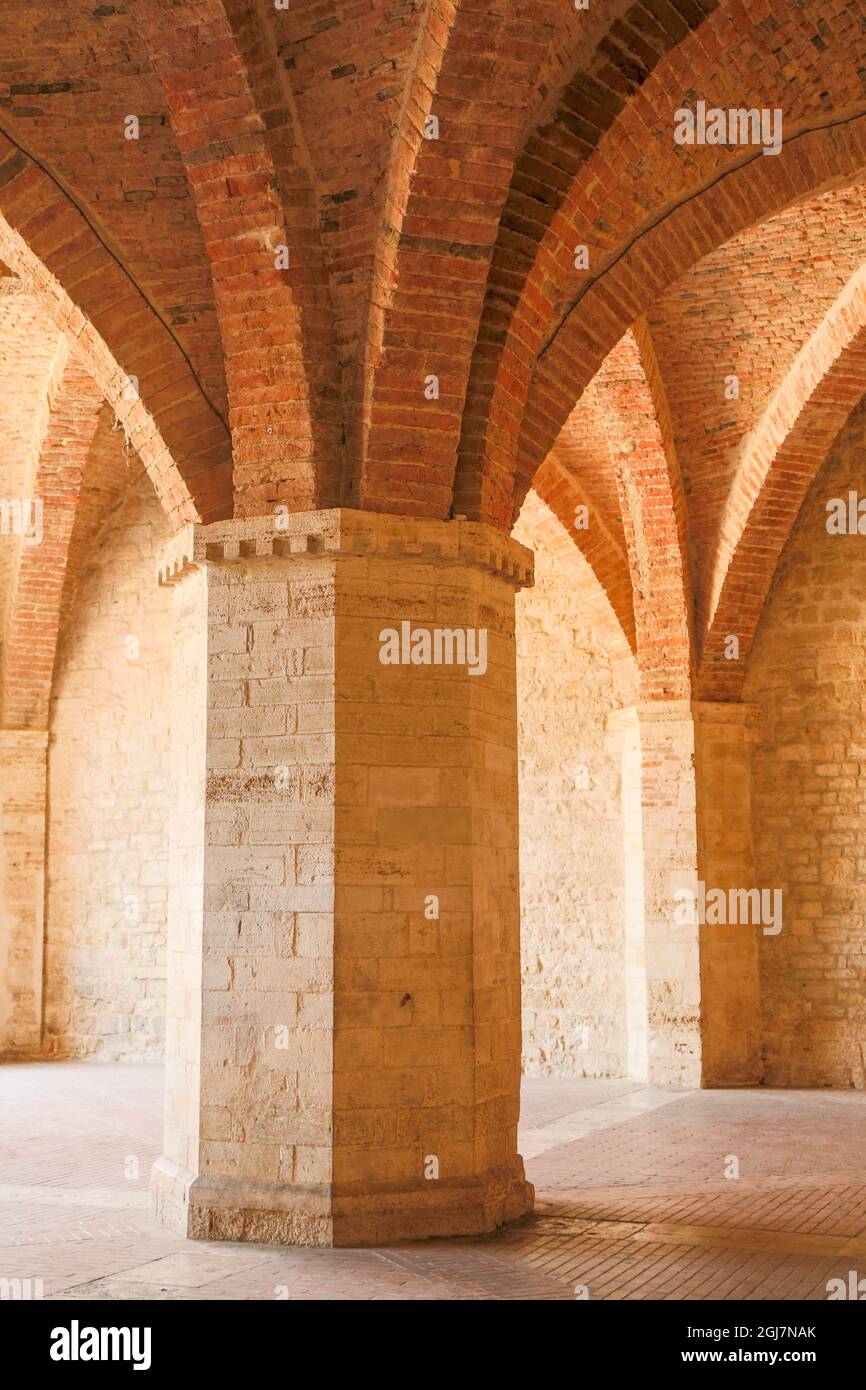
[{"x1": 3, "y1": 1, "x2": 866, "y2": 720}]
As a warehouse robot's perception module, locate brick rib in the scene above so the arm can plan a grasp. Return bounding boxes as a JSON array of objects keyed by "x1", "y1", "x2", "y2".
[
  {"x1": 135, "y1": 0, "x2": 335, "y2": 517},
  {"x1": 0, "y1": 151, "x2": 228, "y2": 528},
  {"x1": 700, "y1": 269, "x2": 866, "y2": 698},
  {"x1": 0, "y1": 352, "x2": 104, "y2": 729},
  {"x1": 516, "y1": 111, "x2": 866, "y2": 529},
  {"x1": 594, "y1": 329, "x2": 693, "y2": 699}
]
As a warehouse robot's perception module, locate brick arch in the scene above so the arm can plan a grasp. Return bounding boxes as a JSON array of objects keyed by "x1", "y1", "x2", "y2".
[
  {"x1": 699, "y1": 265, "x2": 866, "y2": 700},
  {"x1": 452, "y1": 0, "x2": 866, "y2": 528},
  {"x1": 255, "y1": 0, "x2": 462, "y2": 501},
  {"x1": 351, "y1": 0, "x2": 456, "y2": 509},
  {"x1": 594, "y1": 324, "x2": 693, "y2": 699},
  {"x1": 531, "y1": 451, "x2": 636, "y2": 656},
  {"x1": 355, "y1": 0, "x2": 636, "y2": 515},
  {"x1": 530, "y1": 363, "x2": 635, "y2": 653},
  {"x1": 211, "y1": 0, "x2": 344, "y2": 507},
  {"x1": 455, "y1": 0, "x2": 724, "y2": 522},
  {"x1": 522, "y1": 320, "x2": 694, "y2": 695},
  {"x1": 135, "y1": 0, "x2": 341, "y2": 516},
  {"x1": 514, "y1": 487, "x2": 638, "y2": 700},
  {"x1": 0, "y1": 347, "x2": 105, "y2": 730},
  {"x1": 0, "y1": 144, "x2": 229, "y2": 528},
  {"x1": 515, "y1": 116, "x2": 866, "y2": 529}
]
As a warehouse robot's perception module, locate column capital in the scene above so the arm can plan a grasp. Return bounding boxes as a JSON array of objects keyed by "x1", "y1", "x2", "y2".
[{"x1": 157, "y1": 509, "x2": 534, "y2": 592}]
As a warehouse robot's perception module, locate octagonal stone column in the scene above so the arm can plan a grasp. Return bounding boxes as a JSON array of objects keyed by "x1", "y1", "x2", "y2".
[{"x1": 151, "y1": 509, "x2": 534, "y2": 1245}]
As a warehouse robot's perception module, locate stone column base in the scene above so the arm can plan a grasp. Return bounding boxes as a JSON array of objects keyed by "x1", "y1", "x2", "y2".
[
  {"x1": 332, "y1": 1163, "x2": 533, "y2": 1247},
  {"x1": 151, "y1": 1157, "x2": 333, "y2": 1246},
  {"x1": 152, "y1": 1155, "x2": 533, "y2": 1247}
]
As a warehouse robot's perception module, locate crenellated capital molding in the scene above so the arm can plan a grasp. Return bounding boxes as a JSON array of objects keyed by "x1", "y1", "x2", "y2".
[{"x1": 157, "y1": 508, "x2": 534, "y2": 591}]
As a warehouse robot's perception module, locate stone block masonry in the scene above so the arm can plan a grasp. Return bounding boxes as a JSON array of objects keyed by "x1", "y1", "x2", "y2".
[
  {"x1": 514, "y1": 497, "x2": 632, "y2": 1080},
  {"x1": 0, "y1": 729, "x2": 47, "y2": 1055},
  {"x1": 608, "y1": 701, "x2": 762, "y2": 1090},
  {"x1": 44, "y1": 480, "x2": 172, "y2": 1061},
  {"x1": 611, "y1": 702, "x2": 703, "y2": 1089},
  {"x1": 747, "y1": 397, "x2": 866, "y2": 1088},
  {"x1": 151, "y1": 509, "x2": 535, "y2": 1246}
]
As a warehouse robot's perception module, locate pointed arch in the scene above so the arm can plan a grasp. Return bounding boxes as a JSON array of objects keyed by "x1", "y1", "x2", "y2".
[
  {"x1": 0, "y1": 146, "x2": 230, "y2": 526},
  {"x1": 700, "y1": 265, "x2": 866, "y2": 698}
]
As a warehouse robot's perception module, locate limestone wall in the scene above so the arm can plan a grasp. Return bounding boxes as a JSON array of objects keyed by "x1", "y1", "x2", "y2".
[
  {"x1": 514, "y1": 495, "x2": 635, "y2": 1078},
  {"x1": 746, "y1": 398, "x2": 866, "y2": 1087},
  {"x1": 43, "y1": 477, "x2": 172, "y2": 1059}
]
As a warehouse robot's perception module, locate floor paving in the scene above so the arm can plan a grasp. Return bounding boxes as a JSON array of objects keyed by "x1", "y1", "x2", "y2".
[{"x1": 2, "y1": 1062, "x2": 864, "y2": 1300}]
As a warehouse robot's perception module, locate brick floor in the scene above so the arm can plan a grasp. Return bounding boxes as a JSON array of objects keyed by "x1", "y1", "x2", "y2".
[{"x1": 2, "y1": 1062, "x2": 865, "y2": 1301}]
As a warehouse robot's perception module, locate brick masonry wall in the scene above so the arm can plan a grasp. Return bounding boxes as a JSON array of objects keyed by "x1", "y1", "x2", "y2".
[
  {"x1": 746, "y1": 396, "x2": 866, "y2": 1088},
  {"x1": 514, "y1": 501, "x2": 632, "y2": 1079},
  {"x1": 43, "y1": 476, "x2": 172, "y2": 1060}
]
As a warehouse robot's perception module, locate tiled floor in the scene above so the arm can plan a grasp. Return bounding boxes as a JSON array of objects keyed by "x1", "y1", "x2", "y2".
[{"x1": 2, "y1": 1062, "x2": 865, "y2": 1300}]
